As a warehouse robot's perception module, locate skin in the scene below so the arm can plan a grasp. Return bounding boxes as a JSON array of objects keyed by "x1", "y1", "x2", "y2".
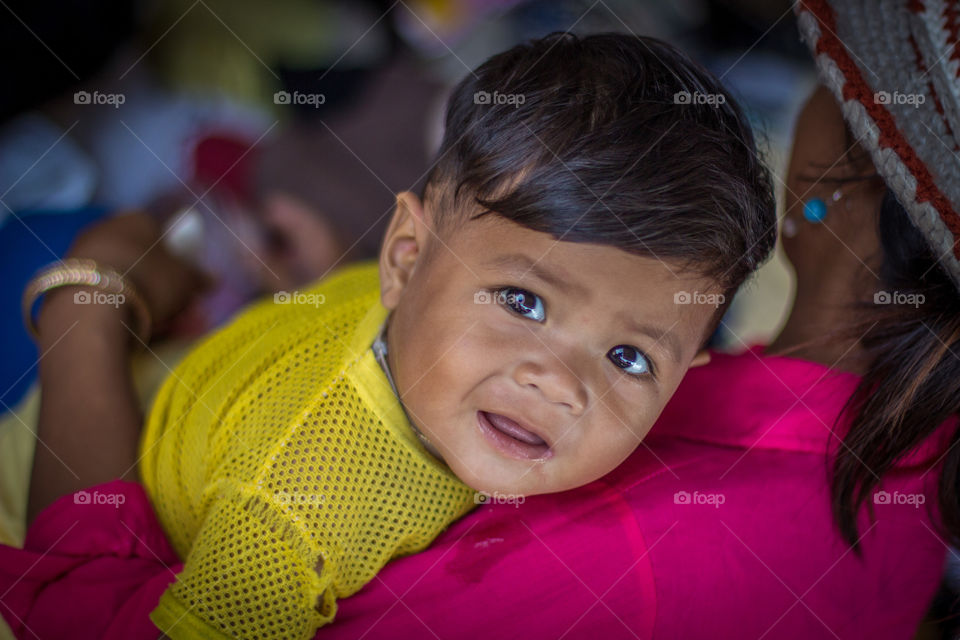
[
  {"x1": 767, "y1": 84, "x2": 887, "y2": 372},
  {"x1": 378, "y1": 191, "x2": 716, "y2": 497},
  {"x1": 256, "y1": 191, "x2": 346, "y2": 293}
]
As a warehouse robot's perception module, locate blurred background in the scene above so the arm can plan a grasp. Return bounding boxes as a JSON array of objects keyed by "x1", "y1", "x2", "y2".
[
  {"x1": 0, "y1": 0, "x2": 812, "y2": 407},
  {"x1": 0, "y1": 0, "x2": 953, "y2": 637}
]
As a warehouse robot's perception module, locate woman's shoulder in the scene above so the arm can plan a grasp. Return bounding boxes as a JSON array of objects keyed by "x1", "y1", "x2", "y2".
[
  {"x1": 645, "y1": 345, "x2": 958, "y2": 470},
  {"x1": 644, "y1": 346, "x2": 859, "y2": 454}
]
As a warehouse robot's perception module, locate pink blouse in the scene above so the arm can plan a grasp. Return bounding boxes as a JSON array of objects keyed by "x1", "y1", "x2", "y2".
[{"x1": 1, "y1": 347, "x2": 954, "y2": 639}]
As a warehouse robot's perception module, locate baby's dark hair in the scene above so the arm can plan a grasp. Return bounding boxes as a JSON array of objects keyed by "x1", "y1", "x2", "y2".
[{"x1": 423, "y1": 31, "x2": 777, "y2": 306}]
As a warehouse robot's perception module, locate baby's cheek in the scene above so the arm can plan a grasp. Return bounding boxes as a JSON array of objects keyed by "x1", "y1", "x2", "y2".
[{"x1": 603, "y1": 396, "x2": 659, "y2": 447}]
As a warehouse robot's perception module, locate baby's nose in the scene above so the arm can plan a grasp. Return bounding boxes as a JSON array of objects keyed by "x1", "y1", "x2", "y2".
[{"x1": 512, "y1": 355, "x2": 588, "y2": 416}]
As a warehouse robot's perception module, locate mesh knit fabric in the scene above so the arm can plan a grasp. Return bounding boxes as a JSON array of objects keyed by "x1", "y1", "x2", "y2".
[{"x1": 139, "y1": 259, "x2": 478, "y2": 639}]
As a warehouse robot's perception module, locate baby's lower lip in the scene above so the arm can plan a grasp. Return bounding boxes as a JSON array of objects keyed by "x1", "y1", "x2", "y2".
[{"x1": 477, "y1": 411, "x2": 554, "y2": 461}]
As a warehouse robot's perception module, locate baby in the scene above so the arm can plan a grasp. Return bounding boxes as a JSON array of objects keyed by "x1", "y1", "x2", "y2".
[{"x1": 141, "y1": 32, "x2": 776, "y2": 639}]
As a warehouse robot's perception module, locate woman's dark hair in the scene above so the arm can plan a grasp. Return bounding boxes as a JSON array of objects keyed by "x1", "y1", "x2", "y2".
[
  {"x1": 831, "y1": 187, "x2": 960, "y2": 553},
  {"x1": 422, "y1": 31, "x2": 777, "y2": 302}
]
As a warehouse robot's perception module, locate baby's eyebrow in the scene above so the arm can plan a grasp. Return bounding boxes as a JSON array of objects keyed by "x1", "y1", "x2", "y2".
[
  {"x1": 618, "y1": 314, "x2": 683, "y2": 365},
  {"x1": 485, "y1": 252, "x2": 588, "y2": 297}
]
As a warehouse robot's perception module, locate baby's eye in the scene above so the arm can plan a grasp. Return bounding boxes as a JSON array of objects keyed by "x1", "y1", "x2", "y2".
[
  {"x1": 608, "y1": 345, "x2": 654, "y2": 378},
  {"x1": 494, "y1": 287, "x2": 545, "y2": 322}
]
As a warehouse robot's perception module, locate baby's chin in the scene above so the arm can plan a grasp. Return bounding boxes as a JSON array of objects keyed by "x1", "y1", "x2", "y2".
[{"x1": 439, "y1": 441, "x2": 559, "y2": 500}]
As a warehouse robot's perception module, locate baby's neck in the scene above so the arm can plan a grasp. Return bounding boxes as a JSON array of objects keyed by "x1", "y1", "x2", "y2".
[{"x1": 373, "y1": 318, "x2": 449, "y2": 464}]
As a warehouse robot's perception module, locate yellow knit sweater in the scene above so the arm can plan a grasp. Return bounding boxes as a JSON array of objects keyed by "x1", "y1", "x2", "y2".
[{"x1": 140, "y1": 259, "x2": 478, "y2": 639}]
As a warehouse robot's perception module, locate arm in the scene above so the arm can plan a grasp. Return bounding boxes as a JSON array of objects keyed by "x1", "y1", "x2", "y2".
[
  {"x1": 27, "y1": 286, "x2": 141, "y2": 525},
  {"x1": 26, "y1": 213, "x2": 207, "y2": 526}
]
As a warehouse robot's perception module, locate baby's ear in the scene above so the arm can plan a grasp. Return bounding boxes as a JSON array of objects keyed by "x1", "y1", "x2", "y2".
[
  {"x1": 689, "y1": 349, "x2": 711, "y2": 368},
  {"x1": 379, "y1": 191, "x2": 429, "y2": 310}
]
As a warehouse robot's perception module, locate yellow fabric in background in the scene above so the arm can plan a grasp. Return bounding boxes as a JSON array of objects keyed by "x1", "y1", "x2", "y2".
[
  {"x1": 0, "y1": 391, "x2": 36, "y2": 549},
  {"x1": 0, "y1": 393, "x2": 36, "y2": 640}
]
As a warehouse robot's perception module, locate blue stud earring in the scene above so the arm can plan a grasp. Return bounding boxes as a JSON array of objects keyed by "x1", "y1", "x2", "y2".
[
  {"x1": 785, "y1": 189, "x2": 844, "y2": 238},
  {"x1": 802, "y1": 189, "x2": 843, "y2": 223},
  {"x1": 802, "y1": 197, "x2": 828, "y2": 222}
]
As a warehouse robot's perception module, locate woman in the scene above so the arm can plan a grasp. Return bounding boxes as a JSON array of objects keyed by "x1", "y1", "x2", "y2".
[{"x1": 2, "y1": 1, "x2": 959, "y2": 639}]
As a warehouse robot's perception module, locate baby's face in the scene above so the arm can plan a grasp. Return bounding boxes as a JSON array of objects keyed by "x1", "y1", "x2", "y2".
[{"x1": 379, "y1": 193, "x2": 720, "y2": 497}]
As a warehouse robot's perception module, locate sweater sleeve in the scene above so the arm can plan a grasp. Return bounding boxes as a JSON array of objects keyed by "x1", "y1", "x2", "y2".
[{"x1": 150, "y1": 483, "x2": 334, "y2": 640}]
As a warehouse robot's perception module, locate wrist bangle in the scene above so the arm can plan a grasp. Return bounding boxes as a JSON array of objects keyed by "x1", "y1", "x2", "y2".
[{"x1": 22, "y1": 258, "x2": 152, "y2": 344}]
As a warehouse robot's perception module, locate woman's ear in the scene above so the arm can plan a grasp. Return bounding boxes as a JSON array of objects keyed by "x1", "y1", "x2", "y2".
[
  {"x1": 689, "y1": 349, "x2": 711, "y2": 368},
  {"x1": 379, "y1": 191, "x2": 430, "y2": 310}
]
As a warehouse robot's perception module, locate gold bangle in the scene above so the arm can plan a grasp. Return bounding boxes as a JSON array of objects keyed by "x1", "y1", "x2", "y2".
[{"x1": 22, "y1": 258, "x2": 152, "y2": 344}]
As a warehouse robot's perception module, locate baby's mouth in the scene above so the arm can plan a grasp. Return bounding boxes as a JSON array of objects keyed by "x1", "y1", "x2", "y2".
[{"x1": 477, "y1": 411, "x2": 554, "y2": 460}]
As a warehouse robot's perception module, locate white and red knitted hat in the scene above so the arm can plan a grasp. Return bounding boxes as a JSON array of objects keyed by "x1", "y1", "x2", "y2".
[{"x1": 796, "y1": 0, "x2": 960, "y2": 291}]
